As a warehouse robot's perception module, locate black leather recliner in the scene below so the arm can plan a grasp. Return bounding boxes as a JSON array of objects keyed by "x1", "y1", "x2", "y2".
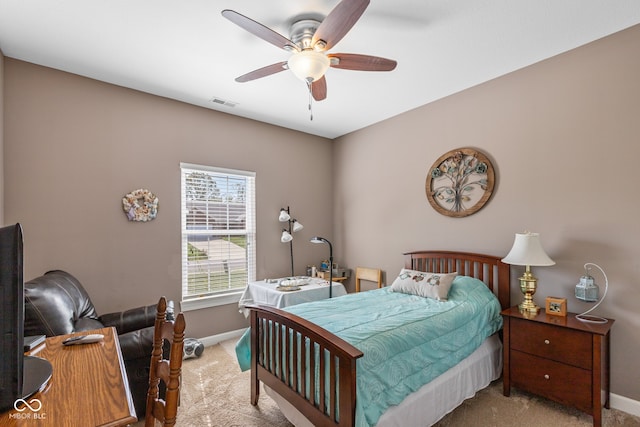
[{"x1": 23, "y1": 270, "x2": 163, "y2": 419}]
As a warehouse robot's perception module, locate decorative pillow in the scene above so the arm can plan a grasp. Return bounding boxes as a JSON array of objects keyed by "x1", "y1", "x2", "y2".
[{"x1": 389, "y1": 268, "x2": 457, "y2": 301}]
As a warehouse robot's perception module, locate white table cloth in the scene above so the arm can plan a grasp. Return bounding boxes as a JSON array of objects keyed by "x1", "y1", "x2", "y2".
[{"x1": 238, "y1": 277, "x2": 347, "y2": 317}]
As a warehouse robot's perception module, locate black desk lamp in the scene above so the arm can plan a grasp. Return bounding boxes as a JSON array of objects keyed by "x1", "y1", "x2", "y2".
[{"x1": 310, "y1": 236, "x2": 333, "y2": 298}]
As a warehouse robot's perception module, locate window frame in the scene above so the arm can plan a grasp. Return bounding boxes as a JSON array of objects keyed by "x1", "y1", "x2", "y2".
[{"x1": 179, "y1": 163, "x2": 256, "y2": 311}]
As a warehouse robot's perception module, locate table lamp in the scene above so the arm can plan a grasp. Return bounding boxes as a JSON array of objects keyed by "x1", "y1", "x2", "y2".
[
  {"x1": 575, "y1": 263, "x2": 609, "y2": 324},
  {"x1": 310, "y1": 236, "x2": 333, "y2": 298},
  {"x1": 502, "y1": 231, "x2": 555, "y2": 314}
]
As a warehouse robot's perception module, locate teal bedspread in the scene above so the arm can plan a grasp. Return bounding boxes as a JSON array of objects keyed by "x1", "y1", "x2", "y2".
[{"x1": 235, "y1": 276, "x2": 503, "y2": 427}]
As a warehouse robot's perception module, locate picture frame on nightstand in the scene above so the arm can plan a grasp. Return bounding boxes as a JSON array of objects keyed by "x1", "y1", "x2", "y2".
[{"x1": 545, "y1": 296, "x2": 567, "y2": 316}]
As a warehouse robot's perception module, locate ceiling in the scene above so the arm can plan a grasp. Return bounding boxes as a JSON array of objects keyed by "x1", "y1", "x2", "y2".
[{"x1": 1, "y1": 1, "x2": 639, "y2": 139}]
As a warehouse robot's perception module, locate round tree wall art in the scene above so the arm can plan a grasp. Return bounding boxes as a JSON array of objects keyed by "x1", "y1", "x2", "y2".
[{"x1": 425, "y1": 147, "x2": 495, "y2": 218}]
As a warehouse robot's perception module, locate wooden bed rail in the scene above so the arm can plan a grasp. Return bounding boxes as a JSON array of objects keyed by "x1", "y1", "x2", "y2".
[{"x1": 248, "y1": 304, "x2": 364, "y2": 427}]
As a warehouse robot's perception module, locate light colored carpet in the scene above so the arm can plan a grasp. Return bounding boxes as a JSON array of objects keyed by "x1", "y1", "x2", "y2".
[
  {"x1": 433, "y1": 381, "x2": 640, "y2": 427},
  {"x1": 135, "y1": 340, "x2": 640, "y2": 427},
  {"x1": 134, "y1": 340, "x2": 292, "y2": 427}
]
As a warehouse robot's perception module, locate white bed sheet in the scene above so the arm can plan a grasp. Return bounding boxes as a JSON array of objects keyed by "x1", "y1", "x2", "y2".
[{"x1": 264, "y1": 333, "x2": 502, "y2": 427}]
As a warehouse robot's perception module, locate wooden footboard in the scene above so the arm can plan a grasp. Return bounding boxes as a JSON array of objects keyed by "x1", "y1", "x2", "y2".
[{"x1": 248, "y1": 305, "x2": 363, "y2": 427}]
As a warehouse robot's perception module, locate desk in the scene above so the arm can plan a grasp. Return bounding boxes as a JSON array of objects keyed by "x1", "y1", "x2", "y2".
[
  {"x1": 0, "y1": 327, "x2": 137, "y2": 427},
  {"x1": 239, "y1": 277, "x2": 347, "y2": 316}
]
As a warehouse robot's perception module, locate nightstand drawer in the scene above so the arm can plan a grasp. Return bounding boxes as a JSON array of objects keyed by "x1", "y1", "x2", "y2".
[
  {"x1": 511, "y1": 350, "x2": 592, "y2": 414},
  {"x1": 511, "y1": 317, "x2": 592, "y2": 369}
]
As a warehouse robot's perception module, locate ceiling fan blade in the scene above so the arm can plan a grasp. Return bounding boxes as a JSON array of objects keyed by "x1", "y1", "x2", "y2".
[
  {"x1": 311, "y1": 76, "x2": 327, "y2": 101},
  {"x1": 328, "y1": 53, "x2": 397, "y2": 71},
  {"x1": 311, "y1": 0, "x2": 370, "y2": 51},
  {"x1": 222, "y1": 9, "x2": 299, "y2": 51},
  {"x1": 235, "y1": 62, "x2": 289, "y2": 83}
]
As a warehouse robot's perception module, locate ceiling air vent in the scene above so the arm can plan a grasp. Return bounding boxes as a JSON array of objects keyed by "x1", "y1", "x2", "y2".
[{"x1": 210, "y1": 97, "x2": 237, "y2": 108}]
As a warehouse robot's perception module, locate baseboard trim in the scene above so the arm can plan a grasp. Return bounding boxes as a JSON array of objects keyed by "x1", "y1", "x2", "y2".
[
  {"x1": 195, "y1": 329, "x2": 640, "y2": 419},
  {"x1": 197, "y1": 328, "x2": 247, "y2": 348},
  {"x1": 611, "y1": 393, "x2": 640, "y2": 418}
]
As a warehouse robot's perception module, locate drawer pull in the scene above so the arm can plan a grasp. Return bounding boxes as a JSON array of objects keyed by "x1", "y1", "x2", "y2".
[
  {"x1": 544, "y1": 374, "x2": 550, "y2": 380},
  {"x1": 544, "y1": 339, "x2": 550, "y2": 345}
]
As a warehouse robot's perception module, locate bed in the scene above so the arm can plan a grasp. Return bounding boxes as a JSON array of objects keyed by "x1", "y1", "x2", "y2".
[{"x1": 236, "y1": 251, "x2": 510, "y2": 427}]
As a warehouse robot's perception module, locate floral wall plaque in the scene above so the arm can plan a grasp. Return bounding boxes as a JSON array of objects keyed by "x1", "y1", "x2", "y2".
[
  {"x1": 122, "y1": 189, "x2": 159, "y2": 222},
  {"x1": 425, "y1": 147, "x2": 495, "y2": 218}
]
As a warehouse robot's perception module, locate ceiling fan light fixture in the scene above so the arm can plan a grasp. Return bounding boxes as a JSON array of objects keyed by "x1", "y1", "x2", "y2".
[{"x1": 287, "y1": 50, "x2": 330, "y2": 82}]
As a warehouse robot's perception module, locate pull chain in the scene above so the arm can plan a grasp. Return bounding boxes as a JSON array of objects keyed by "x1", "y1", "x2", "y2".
[{"x1": 307, "y1": 80, "x2": 313, "y2": 121}]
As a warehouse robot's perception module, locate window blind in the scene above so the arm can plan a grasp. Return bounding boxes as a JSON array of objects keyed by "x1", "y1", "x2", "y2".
[{"x1": 180, "y1": 163, "x2": 256, "y2": 302}]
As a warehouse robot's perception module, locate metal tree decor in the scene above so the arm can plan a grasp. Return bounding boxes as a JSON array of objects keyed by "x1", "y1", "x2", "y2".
[{"x1": 425, "y1": 147, "x2": 495, "y2": 218}]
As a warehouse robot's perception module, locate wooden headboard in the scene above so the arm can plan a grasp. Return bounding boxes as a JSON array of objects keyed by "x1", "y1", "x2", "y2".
[{"x1": 403, "y1": 251, "x2": 510, "y2": 310}]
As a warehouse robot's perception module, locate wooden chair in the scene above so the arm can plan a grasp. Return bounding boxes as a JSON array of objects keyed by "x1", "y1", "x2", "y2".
[
  {"x1": 355, "y1": 267, "x2": 382, "y2": 292},
  {"x1": 145, "y1": 297, "x2": 186, "y2": 427}
]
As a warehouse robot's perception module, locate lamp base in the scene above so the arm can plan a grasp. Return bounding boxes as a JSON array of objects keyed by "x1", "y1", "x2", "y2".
[
  {"x1": 576, "y1": 314, "x2": 608, "y2": 324},
  {"x1": 518, "y1": 300, "x2": 541, "y2": 315},
  {"x1": 518, "y1": 267, "x2": 540, "y2": 315}
]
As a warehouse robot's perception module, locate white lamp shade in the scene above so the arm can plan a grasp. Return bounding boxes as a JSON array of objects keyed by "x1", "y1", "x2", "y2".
[
  {"x1": 279, "y1": 209, "x2": 291, "y2": 222},
  {"x1": 281, "y1": 230, "x2": 293, "y2": 243},
  {"x1": 502, "y1": 232, "x2": 555, "y2": 266},
  {"x1": 287, "y1": 50, "x2": 330, "y2": 82},
  {"x1": 292, "y1": 220, "x2": 304, "y2": 232}
]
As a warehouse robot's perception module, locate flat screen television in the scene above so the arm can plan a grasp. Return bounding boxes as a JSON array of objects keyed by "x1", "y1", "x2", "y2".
[{"x1": 0, "y1": 223, "x2": 52, "y2": 412}]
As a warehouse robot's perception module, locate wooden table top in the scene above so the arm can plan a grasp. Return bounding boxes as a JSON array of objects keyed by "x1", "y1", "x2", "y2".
[
  {"x1": 501, "y1": 306, "x2": 614, "y2": 335},
  {"x1": 0, "y1": 327, "x2": 137, "y2": 427}
]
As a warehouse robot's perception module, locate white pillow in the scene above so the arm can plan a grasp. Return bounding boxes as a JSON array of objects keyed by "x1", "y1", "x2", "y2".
[{"x1": 389, "y1": 268, "x2": 457, "y2": 301}]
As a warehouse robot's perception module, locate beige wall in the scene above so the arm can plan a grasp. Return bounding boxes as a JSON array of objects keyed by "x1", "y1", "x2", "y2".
[
  {"x1": 334, "y1": 24, "x2": 640, "y2": 400},
  {"x1": 3, "y1": 59, "x2": 334, "y2": 338},
  {"x1": 3, "y1": 23, "x2": 640, "y2": 402}
]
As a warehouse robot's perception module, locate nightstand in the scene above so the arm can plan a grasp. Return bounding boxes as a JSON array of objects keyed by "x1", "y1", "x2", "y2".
[{"x1": 501, "y1": 306, "x2": 614, "y2": 427}]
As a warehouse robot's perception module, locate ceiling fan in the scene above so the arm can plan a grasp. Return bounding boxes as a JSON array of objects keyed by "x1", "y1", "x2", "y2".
[{"x1": 221, "y1": 0, "x2": 397, "y2": 103}]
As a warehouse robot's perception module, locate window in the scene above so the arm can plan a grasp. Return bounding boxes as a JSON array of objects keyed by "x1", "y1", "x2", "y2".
[{"x1": 180, "y1": 163, "x2": 256, "y2": 310}]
